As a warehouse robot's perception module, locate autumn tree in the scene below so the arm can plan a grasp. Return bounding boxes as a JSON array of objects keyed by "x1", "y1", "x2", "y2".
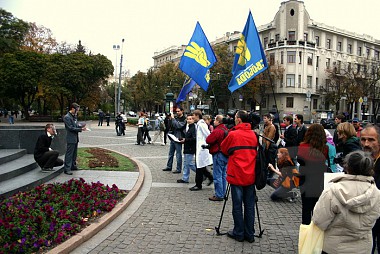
[{"x1": 22, "y1": 22, "x2": 57, "y2": 53}]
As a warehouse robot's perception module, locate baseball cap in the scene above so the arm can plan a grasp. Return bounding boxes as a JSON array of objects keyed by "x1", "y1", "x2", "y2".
[{"x1": 352, "y1": 118, "x2": 359, "y2": 123}]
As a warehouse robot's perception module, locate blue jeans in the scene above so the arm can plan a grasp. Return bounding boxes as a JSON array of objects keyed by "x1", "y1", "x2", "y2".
[
  {"x1": 166, "y1": 140, "x2": 183, "y2": 172},
  {"x1": 230, "y1": 184, "x2": 256, "y2": 240},
  {"x1": 212, "y1": 152, "x2": 228, "y2": 198},
  {"x1": 182, "y1": 153, "x2": 196, "y2": 182}
]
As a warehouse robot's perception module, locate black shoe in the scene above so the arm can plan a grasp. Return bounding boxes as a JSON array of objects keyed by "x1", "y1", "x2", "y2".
[
  {"x1": 245, "y1": 237, "x2": 255, "y2": 243},
  {"x1": 135, "y1": 143, "x2": 140, "y2": 145},
  {"x1": 162, "y1": 168, "x2": 171, "y2": 171},
  {"x1": 172, "y1": 171, "x2": 181, "y2": 174},
  {"x1": 189, "y1": 186, "x2": 202, "y2": 191},
  {"x1": 42, "y1": 167, "x2": 53, "y2": 172},
  {"x1": 71, "y1": 167, "x2": 79, "y2": 171},
  {"x1": 177, "y1": 179, "x2": 189, "y2": 183},
  {"x1": 64, "y1": 171, "x2": 73, "y2": 175},
  {"x1": 227, "y1": 230, "x2": 244, "y2": 242}
]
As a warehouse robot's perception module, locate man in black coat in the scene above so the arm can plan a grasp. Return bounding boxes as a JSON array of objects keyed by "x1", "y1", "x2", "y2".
[
  {"x1": 280, "y1": 115, "x2": 298, "y2": 159},
  {"x1": 34, "y1": 123, "x2": 63, "y2": 172}
]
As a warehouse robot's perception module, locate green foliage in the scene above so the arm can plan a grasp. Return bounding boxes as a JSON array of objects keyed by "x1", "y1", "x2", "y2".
[{"x1": 0, "y1": 8, "x2": 29, "y2": 55}]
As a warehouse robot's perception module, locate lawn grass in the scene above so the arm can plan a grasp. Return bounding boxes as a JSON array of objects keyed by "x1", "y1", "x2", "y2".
[{"x1": 77, "y1": 147, "x2": 137, "y2": 172}]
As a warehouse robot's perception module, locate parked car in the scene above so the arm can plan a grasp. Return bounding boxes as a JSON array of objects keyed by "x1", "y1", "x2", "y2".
[
  {"x1": 127, "y1": 111, "x2": 137, "y2": 117},
  {"x1": 320, "y1": 119, "x2": 336, "y2": 129}
]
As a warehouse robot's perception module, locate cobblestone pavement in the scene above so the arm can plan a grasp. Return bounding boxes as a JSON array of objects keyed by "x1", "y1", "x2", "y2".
[{"x1": 74, "y1": 123, "x2": 302, "y2": 254}]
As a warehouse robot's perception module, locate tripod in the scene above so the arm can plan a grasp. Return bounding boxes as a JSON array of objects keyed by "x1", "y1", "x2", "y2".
[{"x1": 215, "y1": 184, "x2": 265, "y2": 238}]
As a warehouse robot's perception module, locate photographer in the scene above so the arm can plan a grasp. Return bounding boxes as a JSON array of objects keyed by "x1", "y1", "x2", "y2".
[{"x1": 205, "y1": 115, "x2": 229, "y2": 201}]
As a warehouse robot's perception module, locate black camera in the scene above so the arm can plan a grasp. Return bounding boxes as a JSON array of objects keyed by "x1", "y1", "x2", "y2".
[{"x1": 201, "y1": 144, "x2": 210, "y2": 149}]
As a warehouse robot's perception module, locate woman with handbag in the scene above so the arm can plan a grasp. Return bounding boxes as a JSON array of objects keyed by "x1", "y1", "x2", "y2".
[
  {"x1": 312, "y1": 151, "x2": 380, "y2": 254},
  {"x1": 268, "y1": 148, "x2": 299, "y2": 202}
]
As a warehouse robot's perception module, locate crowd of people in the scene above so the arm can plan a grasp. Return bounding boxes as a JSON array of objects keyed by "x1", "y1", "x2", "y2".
[{"x1": 32, "y1": 105, "x2": 380, "y2": 251}]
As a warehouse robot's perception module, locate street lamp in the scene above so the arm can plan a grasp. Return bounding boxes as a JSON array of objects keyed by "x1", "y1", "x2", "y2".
[
  {"x1": 117, "y1": 39, "x2": 125, "y2": 114},
  {"x1": 113, "y1": 44, "x2": 120, "y2": 116}
]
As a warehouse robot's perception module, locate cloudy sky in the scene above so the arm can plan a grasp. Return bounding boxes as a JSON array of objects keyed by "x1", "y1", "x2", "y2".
[{"x1": 1, "y1": 0, "x2": 379, "y2": 76}]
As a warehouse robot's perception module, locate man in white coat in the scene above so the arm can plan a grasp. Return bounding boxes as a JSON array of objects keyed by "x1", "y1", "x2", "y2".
[{"x1": 190, "y1": 110, "x2": 213, "y2": 191}]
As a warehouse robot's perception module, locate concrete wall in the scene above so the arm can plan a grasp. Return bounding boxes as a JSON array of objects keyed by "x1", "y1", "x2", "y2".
[{"x1": 0, "y1": 126, "x2": 67, "y2": 155}]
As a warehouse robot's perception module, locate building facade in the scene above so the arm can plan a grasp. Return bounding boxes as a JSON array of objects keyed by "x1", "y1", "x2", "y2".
[{"x1": 152, "y1": 0, "x2": 380, "y2": 121}]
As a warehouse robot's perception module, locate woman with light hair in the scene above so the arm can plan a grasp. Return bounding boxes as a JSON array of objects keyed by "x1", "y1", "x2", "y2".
[
  {"x1": 334, "y1": 122, "x2": 362, "y2": 166},
  {"x1": 312, "y1": 150, "x2": 380, "y2": 254}
]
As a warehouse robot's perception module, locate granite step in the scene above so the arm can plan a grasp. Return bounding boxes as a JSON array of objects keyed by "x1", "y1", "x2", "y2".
[
  {"x1": 0, "y1": 165, "x2": 64, "y2": 198},
  {"x1": 0, "y1": 154, "x2": 37, "y2": 182},
  {"x1": 0, "y1": 149, "x2": 27, "y2": 165}
]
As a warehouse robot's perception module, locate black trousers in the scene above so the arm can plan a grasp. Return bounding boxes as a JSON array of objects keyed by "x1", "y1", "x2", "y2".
[
  {"x1": 301, "y1": 194, "x2": 319, "y2": 225},
  {"x1": 195, "y1": 167, "x2": 213, "y2": 188},
  {"x1": 37, "y1": 150, "x2": 63, "y2": 169},
  {"x1": 372, "y1": 219, "x2": 380, "y2": 254}
]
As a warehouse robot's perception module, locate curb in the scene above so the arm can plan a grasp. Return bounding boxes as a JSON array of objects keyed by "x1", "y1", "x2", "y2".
[{"x1": 47, "y1": 150, "x2": 145, "y2": 254}]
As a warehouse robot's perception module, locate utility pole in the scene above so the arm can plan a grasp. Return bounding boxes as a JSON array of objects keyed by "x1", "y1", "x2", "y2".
[{"x1": 117, "y1": 39, "x2": 125, "y2": 114}]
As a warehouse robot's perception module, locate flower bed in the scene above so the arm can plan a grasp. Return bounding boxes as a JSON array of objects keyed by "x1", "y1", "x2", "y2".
[{"x1": 0, "y1": 178, "x2": 127, "y2": 253}]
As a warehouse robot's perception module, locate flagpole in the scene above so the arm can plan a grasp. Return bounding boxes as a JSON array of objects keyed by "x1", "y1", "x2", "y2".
[{"x1": 265, "y1": 69, "x2": 282, "y2": 134}]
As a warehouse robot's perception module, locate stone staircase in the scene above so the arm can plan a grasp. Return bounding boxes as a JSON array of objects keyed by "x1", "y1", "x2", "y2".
[{"x1": 0, "y1": 149, "x2": 63, "y2": 198}]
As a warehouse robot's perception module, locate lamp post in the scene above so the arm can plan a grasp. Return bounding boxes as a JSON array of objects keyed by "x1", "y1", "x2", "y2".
[
  {"x1": 117, "y1": 39, "x2": 125, "y2": 114},
  {"x1": 112, "y1": 44, "x2": 120, "y2": 116}
]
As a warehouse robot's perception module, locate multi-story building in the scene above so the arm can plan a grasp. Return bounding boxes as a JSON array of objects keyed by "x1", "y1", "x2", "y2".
[{"x1": 153, "y1": 0, "x2": 380, "y2": 121}]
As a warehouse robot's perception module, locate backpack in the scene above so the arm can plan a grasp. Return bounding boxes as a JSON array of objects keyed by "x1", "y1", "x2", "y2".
[
  {"x1": 273, "y1": 124, "x2": 280, "y2": 144},
  {"x1": 159, "y1": 120, "x2": 166, "y2": 131},
  {"x1": 255, "y1": 134, "x2": 269, "y2": 190}
]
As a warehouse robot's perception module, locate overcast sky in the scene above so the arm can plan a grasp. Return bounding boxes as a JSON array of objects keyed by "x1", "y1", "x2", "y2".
[{"x1": 1, "y1": 0, "x2": 379, "y2": 76}]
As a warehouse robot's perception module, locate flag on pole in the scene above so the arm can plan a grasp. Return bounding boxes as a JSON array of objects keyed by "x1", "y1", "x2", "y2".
[
  {"x1": 228, "y1": 11, "x2": 268, "y2": 93},
  {"x1": 179, "y1": 22, "x2": 217, "y2": 91},
  {"x1": 176, "y1": 77, "x2": 196, "y2": 104}
]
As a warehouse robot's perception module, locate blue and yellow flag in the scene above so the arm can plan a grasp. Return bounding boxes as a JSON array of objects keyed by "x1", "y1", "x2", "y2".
[
  {"x1": 176, "y1": 77, "x2": 196, "y2": 104},
  {"x1": 228, "y1": 11, "x2": 268, "y2": 93},
  {"x1": 179, "y1": 22, "x2": 216, "y2": 91}
]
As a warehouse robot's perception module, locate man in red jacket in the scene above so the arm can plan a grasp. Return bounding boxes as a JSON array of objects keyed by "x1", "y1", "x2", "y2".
[
  {"x1": 220, "y1": 110, "x2": 258, "y2": 243},
  {"x1": 206, "y1": 115, "x2": 229, "y2": 201}
]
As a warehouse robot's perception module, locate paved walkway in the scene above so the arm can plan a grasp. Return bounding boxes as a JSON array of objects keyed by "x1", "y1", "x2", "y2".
[{"x1": 4, "y1": 119, "x2": 302, "y2": 253}]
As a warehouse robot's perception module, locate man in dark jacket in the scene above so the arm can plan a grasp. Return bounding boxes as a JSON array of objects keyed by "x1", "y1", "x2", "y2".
[
  {"x1": 220, "y1": 110, "x2": 258, "y2": 243},
  {"x1": 177, "y1": 114, "x2": 196, "y2": 183},
  {"x1": 162, "y1": 107, "x2": 186, "y2": 173},
  {"x1": 206, "y1": 114, "x2": 228, "y2": 201},
  {"x1": 62, "y1": 103, "x2": 86, "y2": 175},
  {"x1": 280, "y1": 115, "x2": 298, "y2": 159},
  {"x1": 34, "y1": 123, "x2": 63, "y2": 172},
  {"x1": 360, "y1": 124, "x2": 380, "y2": 253},
  {"x1": 294, "y1": 114, "x2": 307, "y2": 145}
]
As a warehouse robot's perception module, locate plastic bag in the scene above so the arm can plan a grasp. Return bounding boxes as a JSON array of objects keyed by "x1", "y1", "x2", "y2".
[{"x1": 298, "y1": 221, "x2": 324, "y2": 254}]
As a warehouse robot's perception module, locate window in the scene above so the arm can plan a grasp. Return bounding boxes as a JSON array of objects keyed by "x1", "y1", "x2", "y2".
[
  {"x1": 262, "y1": 97, "x2": 267, "y2": 108},
  {"x1": 307, "y1": 76, "x2": 312, "y2": 88},
  {"x1": 376, "y1": 50, "x2": 380, "y2": 61},
  {"x1": 263, "y1": 37, "x2": 268, "y2": 49},
  {"x1": 313, "y1": 99, "x2": 318, "y2": 110},
  {"x1": 275, "y1": 34, "x2": 280, "y2": 42},
  {"x1": 316, "y1": 77, "x2": 319, "y2": 90},
  {"x1": 336, "y1": 61, "x2": 341, "y2": 73},
  {"x1": 337, "y1": 41, "x2": 342, "y2": 51},
  {"x1": 298, "y1": 75, "x2": 301, "y2": 88},
  {"x1": 326, "y1": 39, "x2": 331, "y2": 49},
  {"x1": 348, "y1": 62, "x2": 352, "y2": 72},
  {"x1": 358, "y1": 46, "x2": 362, "y2": 56},
  {"x1": 326, "y1": 79, "x2": 331, "y2": 91},
  {"x1": 316, "y1": 56, "x2": 319, "y2": 68},
  {"x1": 326, "y1": 58, "x2": 331, "y2": 68},
  {"x1": 307, "y1": 53, "x2": 313, "y2": 65},
  {"x1": 299, "y1": 52, "x2": 302, "y2": 64},
  {"x1": 367, "y1": 48, "x2": 370, "y2": 59},
  {"x1": 288, "y1": 31, "x2": 296, "y2": 41},
  {"x1": 304, "y1": 33, "x2": 308, "y2": 41},
  {"x1": 270, "y1": 53, "x2": 275, "y2": 65},
  {"x1": 286, "y1": 74, "x2": 295, "y2": 87},
  {"x1": 315, "y1": 36, "x2": 320, "y2": 46},
  {"x1": 357, "y1": 64, "x2": 361, "y2": 73},
  {"x1": 280, "y1": 75, "x2": 284, "y2": 87},
  {"x1": 287, "y1": 51, "x2": 296, "y2": 63},
  {"x1": 281, "y1": 51, "x2": 284, "y2": 64},
  {"x1": 286, "y1": 97, "x2": 294, "y2": 108},
  {"x1": 347, "y1": 44, "x2": 352, "y2": 54}
]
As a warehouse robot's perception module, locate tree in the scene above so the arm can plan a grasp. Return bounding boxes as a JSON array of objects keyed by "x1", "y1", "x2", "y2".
[
  {"x1": 0, "y1": 9, "x2": 29, "y2": 55},
  {"x1": 0, "y1": 51, "x2": 46, "y2": 118},
  {"x1": 22, "y1": 22, "x2": 57, "y2": 54}
]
